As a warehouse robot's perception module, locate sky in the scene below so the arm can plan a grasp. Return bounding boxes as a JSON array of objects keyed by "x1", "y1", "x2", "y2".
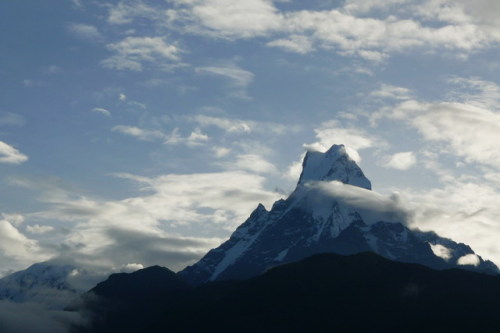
[{"x1": 1, "y1": 0, "x2": 500, "y2": 283}]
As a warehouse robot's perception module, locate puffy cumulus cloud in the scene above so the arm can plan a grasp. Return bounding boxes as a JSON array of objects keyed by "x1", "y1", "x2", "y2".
[
  {"x1": 284, "y1": 9, "x2": 488, "y2": 58},
  {"x1": 0, "y1": 218, "x2": 52, "y2": 277},
  {"x1": 169, "y1": 0, "x2": 283, "y2": 38},
  {"x1": 103, "y1": 0, "x2": 500, "y2": 61},
  {"x1": 429, "y1": 243, "x2": 452, "y2": 261},
  {"x1": 67, "y1": 23, "x2": 103, "y2": 42},
  {"x1": 0, "y1": 141, "x2": 28, "y2": 164},
  {"x1": 416, "y1": 0, "x2": 500, "y2": 35},
  {"x1": 384, "y1": 151, "x2": 417, "y2": 170},
  {"x1": 120, "y1": 263, "x2": 144, "y2": 272},
  {"x1": 97, "y1": 0, "x2": 500, "y2": 63},
  {"x1": 308, "y1": 181, "x2": 410, "y2": 225},
  {"x1": 305, "y1": 120, "x2": 380, "y2": 162},
  {"x1": 101, "y1": 36, "x2": 181, "y2": 71},
  {"x1": 457, "y1": 253, "x2": 480, "y2": 266},
  {"x1": 0, "y1": 300, "x2": 84, "y2": 333}
]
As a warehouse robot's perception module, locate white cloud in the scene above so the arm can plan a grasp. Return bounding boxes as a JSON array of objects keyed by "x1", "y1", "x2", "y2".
[
  {"x1": 447, "y1": 77, "x2": 500, "y2": 109},
  {"x1": 107, "y1": 1, "x2": 159, "y2": 24},
  {"x1": 26, "y1": 224, "x2": 55, "y2": 235},
  {"x1": 192, "y1": 115, "x2": 252, "y2": 133},
  {"x1": 305, "y1": 120, "x2": 379, "y2": 162},
  {"x1": 196, "y1": 65, "x2": 254, "y2": 87},
  {"x1": 285, "y1": 156, "x2": 304, "y2": 182},
  {"x1": 0, "y1": 141, "x2": 28, "y2": 165},
  {"x1": 170, "y1": 0, "x2": 283, "y2": 38},
  {"x1": 213, "y1": 146, "x2": 231, "y2": 158},
  {"x1": 191, "y1": 114, "x2": 292, "y2": 136},
  {"x1": 102, "y1": 36, "x2": 181, "y2": 71},
  {"x1": 219, "y1": 154, "x2": 278, "y2": 174},
  {"x1": 112, "y1": 125, "x2": 208, "y2": 147},
  {"x1": 371, "y1": 83, "x2": 413, "y2": 100},
  {"x1": 110, "y1": 0, "x2": 500, "y2": 61},
  {"x1": 344, "y1": 0, "x2": 411, "y2": 15},
  {"x1": 120, "y1": 263, "x2": 144, "y2": 272},
  {"x1": 403, "y1": 180, "x2": 500, "y2": 266},
  {"x1": 310, "y1": 181, "x2": 410, "y2": 225},
  {"x1": 112, "y1": 125, "x2": 165, "y2": 141},
  {"x1": 67, "y1": 23, "x2": 103, "y2": 42},
  {"x1": 457, "y1": 253, "x2": 480, "y2": 266},
  {"x1": 411, "y1": 102, "x2": 500, "y2": 168},
  {"x1": 18, "y1": 170, "x2": 281, "y2": 275},
  {"x1": 195, "y1": 65, "x2": 254, "y2": 99},
  {"x1": 0, "y1": 219, "x2": 51, "y2": 276},
  {"x1": 267, "y1": 35, "x2": 314, "y2": 54},
  {"x1": 374, "y1": 79, "x2": 500, "y2": 169},
  {"x1": 385, "y1": 152, "x2": 417, "y2": 170},
  {"x1": 429, "y1": 243, "x2": 452, "y2": 261},
  {"x1": 91, "y1": 108, "x2": 111, "y2": 116}
]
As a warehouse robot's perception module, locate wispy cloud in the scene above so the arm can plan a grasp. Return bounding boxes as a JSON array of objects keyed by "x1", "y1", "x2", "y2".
[
  {"x1": 218, "y1": 154, "x2": 278, "y2": 174},
  {"x1": 192, "y1": 115, "x2": 252, "y2": 133},
  {"x1": 195, "y1": 65, "x2": 254, "y2": 99},
  {"x1": 107, "y1": 1, "x2": 160, "y2": 24},
  {"x1": 0, "y1": 113, "x2": 25, "y2": 126},
  {"x1": 91, "y1": 107, "x2": 111, "y2": 117},
  {"x1": 67, "y1": 23, "x2": 103, "y2": 42},
  {"x1": 102, "y1": 36, "x2": 181, "y2": 71},
  {"x1": 191, "y1": 114, "x2": 292, "y2": 135},
  {"x1": 0, "y1": 141, "x2": 28, "y2": 165},
  {"x1": 371, "y1": 83, "x2": 413, "y2": 100},
  {"x1": 112, "y1": 125, "x2": 209, "y2": 146}
]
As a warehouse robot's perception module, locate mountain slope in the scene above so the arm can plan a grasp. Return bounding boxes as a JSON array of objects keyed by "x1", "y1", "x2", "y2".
[
  {"x1": 76, "y1": 252, "x2": 500, "y2": 333},
  {"x1": 0, "y1": 262, "x2": 80, "y2": 309},
  {"x1": 179, "y1": 145, "x2": 497, "y2": 285}
]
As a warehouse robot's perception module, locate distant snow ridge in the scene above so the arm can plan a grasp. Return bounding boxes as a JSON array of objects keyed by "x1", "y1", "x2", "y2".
[
  {"x1": 0, "y1": 262, "x2": 80, "y2": 309},
  {"x1": 180, "y1": 144, "x2": 497, "y2": 285}
]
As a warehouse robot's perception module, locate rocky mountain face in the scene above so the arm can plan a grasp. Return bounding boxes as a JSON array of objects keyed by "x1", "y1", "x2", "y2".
[{"x1": 179, "y1": 145, "x2": 497, "y2": 285}]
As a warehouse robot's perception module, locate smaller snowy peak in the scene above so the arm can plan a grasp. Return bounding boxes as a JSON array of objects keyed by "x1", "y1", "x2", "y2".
[
  {"x1": 0, "y1": 262, "x2": 80, "y2": 309},
  {"x1": 298, "y1": 144, "x2": 371, "y2": 190}
]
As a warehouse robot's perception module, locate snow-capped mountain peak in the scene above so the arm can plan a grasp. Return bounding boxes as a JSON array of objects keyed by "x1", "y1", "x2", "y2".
[
  {"x1": 298, "y1": 144, "x2": 371, "y2": 190},
  {"x1": 179, "y1": 144, "x2": 497, "y2": 285},
  {"x1": 0, "y1": 262, "x2": 80, "y2": 309}
]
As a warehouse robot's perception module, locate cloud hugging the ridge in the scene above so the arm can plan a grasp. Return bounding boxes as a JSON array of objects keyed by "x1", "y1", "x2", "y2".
[{"x1": 308, "y1": 180, "x2": 410, "y2": 225}]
